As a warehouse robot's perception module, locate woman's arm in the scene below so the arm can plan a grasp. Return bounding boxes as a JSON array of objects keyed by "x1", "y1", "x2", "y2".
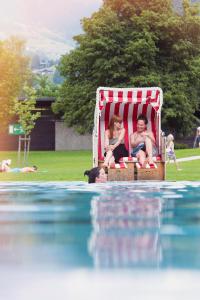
[
  {"x1": 111, "y1": 128, "x2": 125, "y2": 150},
  {"x1": 104, "y1": 130, "x2": 110, "y2": 152}
]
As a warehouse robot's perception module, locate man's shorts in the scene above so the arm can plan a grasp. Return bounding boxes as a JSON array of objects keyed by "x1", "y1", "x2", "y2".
[
  {"x1": 131, "y1": 143, "x2": 158, "y2": 157},
  {"x1": 131, "y1": 143, "x2": 146, "y2": 157}
]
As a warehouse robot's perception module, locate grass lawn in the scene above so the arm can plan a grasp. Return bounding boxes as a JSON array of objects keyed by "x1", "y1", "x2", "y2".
[{"x1": 0, "y1": 149, "x2": 199, "y2": 181}]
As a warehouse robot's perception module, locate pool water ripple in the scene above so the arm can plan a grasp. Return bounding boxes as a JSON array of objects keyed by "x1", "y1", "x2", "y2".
[{"x1": 0, "y1": 182, "x2": 199, "y2": 270}]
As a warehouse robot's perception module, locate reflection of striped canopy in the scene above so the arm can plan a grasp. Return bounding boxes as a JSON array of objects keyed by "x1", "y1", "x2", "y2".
[{"x1": 93, "y1": 87, "x2": 163, "y2": 164}]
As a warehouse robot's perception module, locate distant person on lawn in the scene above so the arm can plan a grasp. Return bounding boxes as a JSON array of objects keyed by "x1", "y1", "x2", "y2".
[
  {"x1": 166, "y1": 134, "x2": 182, "y2": 171},
  {"x1": 130, "y1": 114, "x2": 157, "y2": 168},
  {"x1": 193, "y1": 127, "x2": 200, "y2": 148},
  {"x1": 0, "y1": 164, "x2": 38, "y2": 173},
  {"x1": 0, "y1": 159, "x2": 12, "y2": 172}
]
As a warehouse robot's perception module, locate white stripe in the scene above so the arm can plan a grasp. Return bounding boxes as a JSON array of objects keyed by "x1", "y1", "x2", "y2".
[
  {"x1": 142, "y1": 90, "x2": 147, "y2": 103},
  {"x1": 123, "y1": 90, "x2": 129, "y2": 103},
  {"x1": 128, "y1": 104, "x2": 134, "y2": 154},
  {"x1": 109, "y1": 103, "x2": 115, "y2": 124},
  {"x1": 113, "y1": 90, "x2": 119, "y2": 102},
  {"x1": 119, "y1": 103, "x2": 125, "y2": 120},
  {"x1": 137, "y1": 104, "x2": 143, "y2": 118},
  {"x1": 100, "y1": 107, "x2": 106, "y2": 158},
  {"x1": 146, "y1": 105, "x2": 152, "y2": 132},
  {"x1": 151, "y1": 89, "x2": 156, "y2": 100}
]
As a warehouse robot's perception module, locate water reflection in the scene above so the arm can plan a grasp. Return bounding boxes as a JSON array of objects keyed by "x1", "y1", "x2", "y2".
[{"x1": 89, "y1": 190, "x2": 163, "y2": 268}]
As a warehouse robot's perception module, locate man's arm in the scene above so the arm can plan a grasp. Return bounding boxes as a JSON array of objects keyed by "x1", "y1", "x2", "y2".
[
  {"x1": 142, "y1": 131, "x2": 155, "y2": 145},
  {"x1": 130, "y1": 132, "x2": 143, "y2": 148}
]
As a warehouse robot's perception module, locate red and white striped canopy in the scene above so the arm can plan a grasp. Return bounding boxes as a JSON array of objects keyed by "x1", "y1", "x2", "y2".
[
  {"x1": 95, "y1": 87, "x2": 163, "y2": 162},
  {"x1": 98, "y1": 87, "x2": 161, "y2": 112}
]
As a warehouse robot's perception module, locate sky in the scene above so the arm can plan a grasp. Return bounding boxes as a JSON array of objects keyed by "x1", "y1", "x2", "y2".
[{"x1": 0, "y1": 0, "x2": 102, "y2": 58}]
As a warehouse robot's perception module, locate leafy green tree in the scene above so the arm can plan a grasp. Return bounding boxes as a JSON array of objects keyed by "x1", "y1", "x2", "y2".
[
  {"x1": 34, "y1": 74, "x2": 60, "y2": 98},
  {"x1": 13, "y1": 86, "x2": 41, "y2": 136},
  {"x1": 55, "y1": 0, "x2": 200, "y2": 136},
  {"x1": 0, "y1": 37, "x2": 30, "y2": 131}
]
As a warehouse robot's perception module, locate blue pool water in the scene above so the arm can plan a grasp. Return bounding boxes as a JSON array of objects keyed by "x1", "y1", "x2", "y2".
[{"x1": 1, "y1": 181, "x2": 200, "y2": 299}]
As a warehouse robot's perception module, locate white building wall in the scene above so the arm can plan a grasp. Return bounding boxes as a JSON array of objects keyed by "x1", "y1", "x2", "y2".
[{"x1": 55, "y1": 121, "x2": 92, "y2": 150}]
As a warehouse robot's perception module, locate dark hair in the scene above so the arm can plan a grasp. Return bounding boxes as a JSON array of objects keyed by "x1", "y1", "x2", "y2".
[
  {"x1": 33, "y1": 166, "x2": 38, "y2": 170},
  {"x1": 84, "y1": 167, "x2": 100, "y2": 183},
  {"x1": 137, "y1": 114, "x2": 148, "y2": 125}
]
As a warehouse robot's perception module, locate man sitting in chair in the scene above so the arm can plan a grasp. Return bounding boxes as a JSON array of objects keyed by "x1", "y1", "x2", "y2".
[{"x1": 130, "y1": 114, "x2": 157, "y2": 168}]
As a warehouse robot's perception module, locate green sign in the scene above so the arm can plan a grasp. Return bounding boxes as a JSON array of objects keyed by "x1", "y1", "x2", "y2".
[{"x1": 9, "y1": 124, "x2": 25, "y2": 135}]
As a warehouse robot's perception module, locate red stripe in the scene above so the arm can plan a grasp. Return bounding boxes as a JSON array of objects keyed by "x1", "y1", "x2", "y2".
[
  {"x1": 127, "y1": 91, "x2": 133, "y2": 103},
  {"x1": 156, "y1": 90, "x2": 160, "y2": 101},
  {"x1": 100, "y1": 90, "x2": 104, "y2": 101},
  {"x1": 99, "y1": 90, "x2": 105, "y2": 110},
  {"x1": 98, "y1": 120, "x2": 103, "y2": 160},
  {"x1": 142, "y1": 104, "x2": 148, "y2": 116},
  {"x1": 114, "y1": 102, "x2": 120, "y2": 115},
  {"x1": 104, "y1": 103, "x2": 111, "y2": 130},
  {"x1": 123, "y1": 103, "x2": 129, "y2": 150},
  {"x1": 118, "y1": 91, "x2": 123, "y2": 102},
  {"x1": 146, "y1": 90, "x2": 152, "y2": 104},
  {"x1": 151, "y1": 108, "x2": 156, "y2": 139},
  {"x1": 137, "y1": 90, "x2": 142, "y2": 103},
  {"x1": 108, "y1": 90, "x2": 113, "y2": 102},
  {"x1": 132, "y1": 104, "x2": 139, "y2": 132}
]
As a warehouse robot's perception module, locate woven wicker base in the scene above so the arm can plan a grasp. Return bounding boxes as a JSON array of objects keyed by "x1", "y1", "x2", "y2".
[
  {"x1": 136, "y1": 162, "x2": 165, "y2": 180},
  {"x1": 108, "y1": 167, "x2": 134, "y2": 181},
  {"x1": 98, "y1": 161, "x2": 165, "y2": 181}
]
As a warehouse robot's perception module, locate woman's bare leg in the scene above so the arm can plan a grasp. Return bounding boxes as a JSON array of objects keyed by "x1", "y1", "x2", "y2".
[
  {"x1": 109, "y1": 155, "x2": 115, "y2": 167},
  {"x1": 103, "y1": 150, "x2": 113, "y2": 167},
  {"x1": 174, "y1": 159, "x2": 182, "y2": 171}
]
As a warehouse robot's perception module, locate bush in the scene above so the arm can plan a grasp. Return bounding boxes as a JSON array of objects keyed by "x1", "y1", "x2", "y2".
[{"x1": 174, "y1": 143, "x2": 188, "y2": 149}]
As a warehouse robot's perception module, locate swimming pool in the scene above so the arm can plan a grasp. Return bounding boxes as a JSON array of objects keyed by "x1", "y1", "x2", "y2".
[{"x1": 0, "y1": 181, "x2": 200, "y2": 299}]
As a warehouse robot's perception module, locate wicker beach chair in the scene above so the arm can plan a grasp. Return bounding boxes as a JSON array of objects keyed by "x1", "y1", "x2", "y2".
[{"x1": 93, "y1": 87, "x2": 166, "y2": 181}]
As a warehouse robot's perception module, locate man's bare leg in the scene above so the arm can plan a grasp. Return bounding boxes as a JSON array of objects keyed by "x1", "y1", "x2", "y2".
[
  {"x1": 137, "y1": 150, "x2": 146, "y2": 167},
  {"x1": 145, "y1": 137, "x2": 154, "y2": 164}
]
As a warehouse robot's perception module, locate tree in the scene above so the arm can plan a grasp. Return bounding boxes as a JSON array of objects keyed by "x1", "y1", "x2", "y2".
[
  {"x1": 0, "y1": 37, "x2": 31, "y2": 132},
  {"x1": 33, "y1": 74, "x2": 60, "y2": 98},
  {"x1": 12, "y1": 86, "x2": 41, "y2": 165},
  {"x1": 13, "y1": 86, "x2": 41, "y2": 136},
  {"x1": 54, "y1": 0, "x2": 200, "y2": 136}
]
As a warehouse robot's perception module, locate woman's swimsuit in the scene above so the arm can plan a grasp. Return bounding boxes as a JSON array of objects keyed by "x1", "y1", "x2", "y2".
[
  {"x1": 9, "y1": 168, "x2": 21, "y2": 173},
  {"x1": 166, "y1": 148, "x2": 176, "y2": 160}
]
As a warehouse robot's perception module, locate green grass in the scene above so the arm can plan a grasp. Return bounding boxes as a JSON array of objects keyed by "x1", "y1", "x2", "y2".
[
  {"x1": 166, "y1": 148, "x2": 200, "y2": 181},
  {"x1": 0, "y1": 151, "x2": 92, "y2": 181},
  {"x1": 0, "y1": 148, "x2": 199, "y2": 181}
]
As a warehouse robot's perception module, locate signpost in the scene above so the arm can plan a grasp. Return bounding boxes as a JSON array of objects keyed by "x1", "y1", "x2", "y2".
[
  {"x1": 9, "y1": 124, "x2": 25, "y2": 135},
  {"x1": 9, "y1": 124, "x2": 30, "y2": 166}
]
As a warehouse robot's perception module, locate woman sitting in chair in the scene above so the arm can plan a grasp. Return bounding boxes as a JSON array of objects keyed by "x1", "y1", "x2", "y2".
[{"x1": 103, "y1": 115, "x2": 128, "y2": 168}]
